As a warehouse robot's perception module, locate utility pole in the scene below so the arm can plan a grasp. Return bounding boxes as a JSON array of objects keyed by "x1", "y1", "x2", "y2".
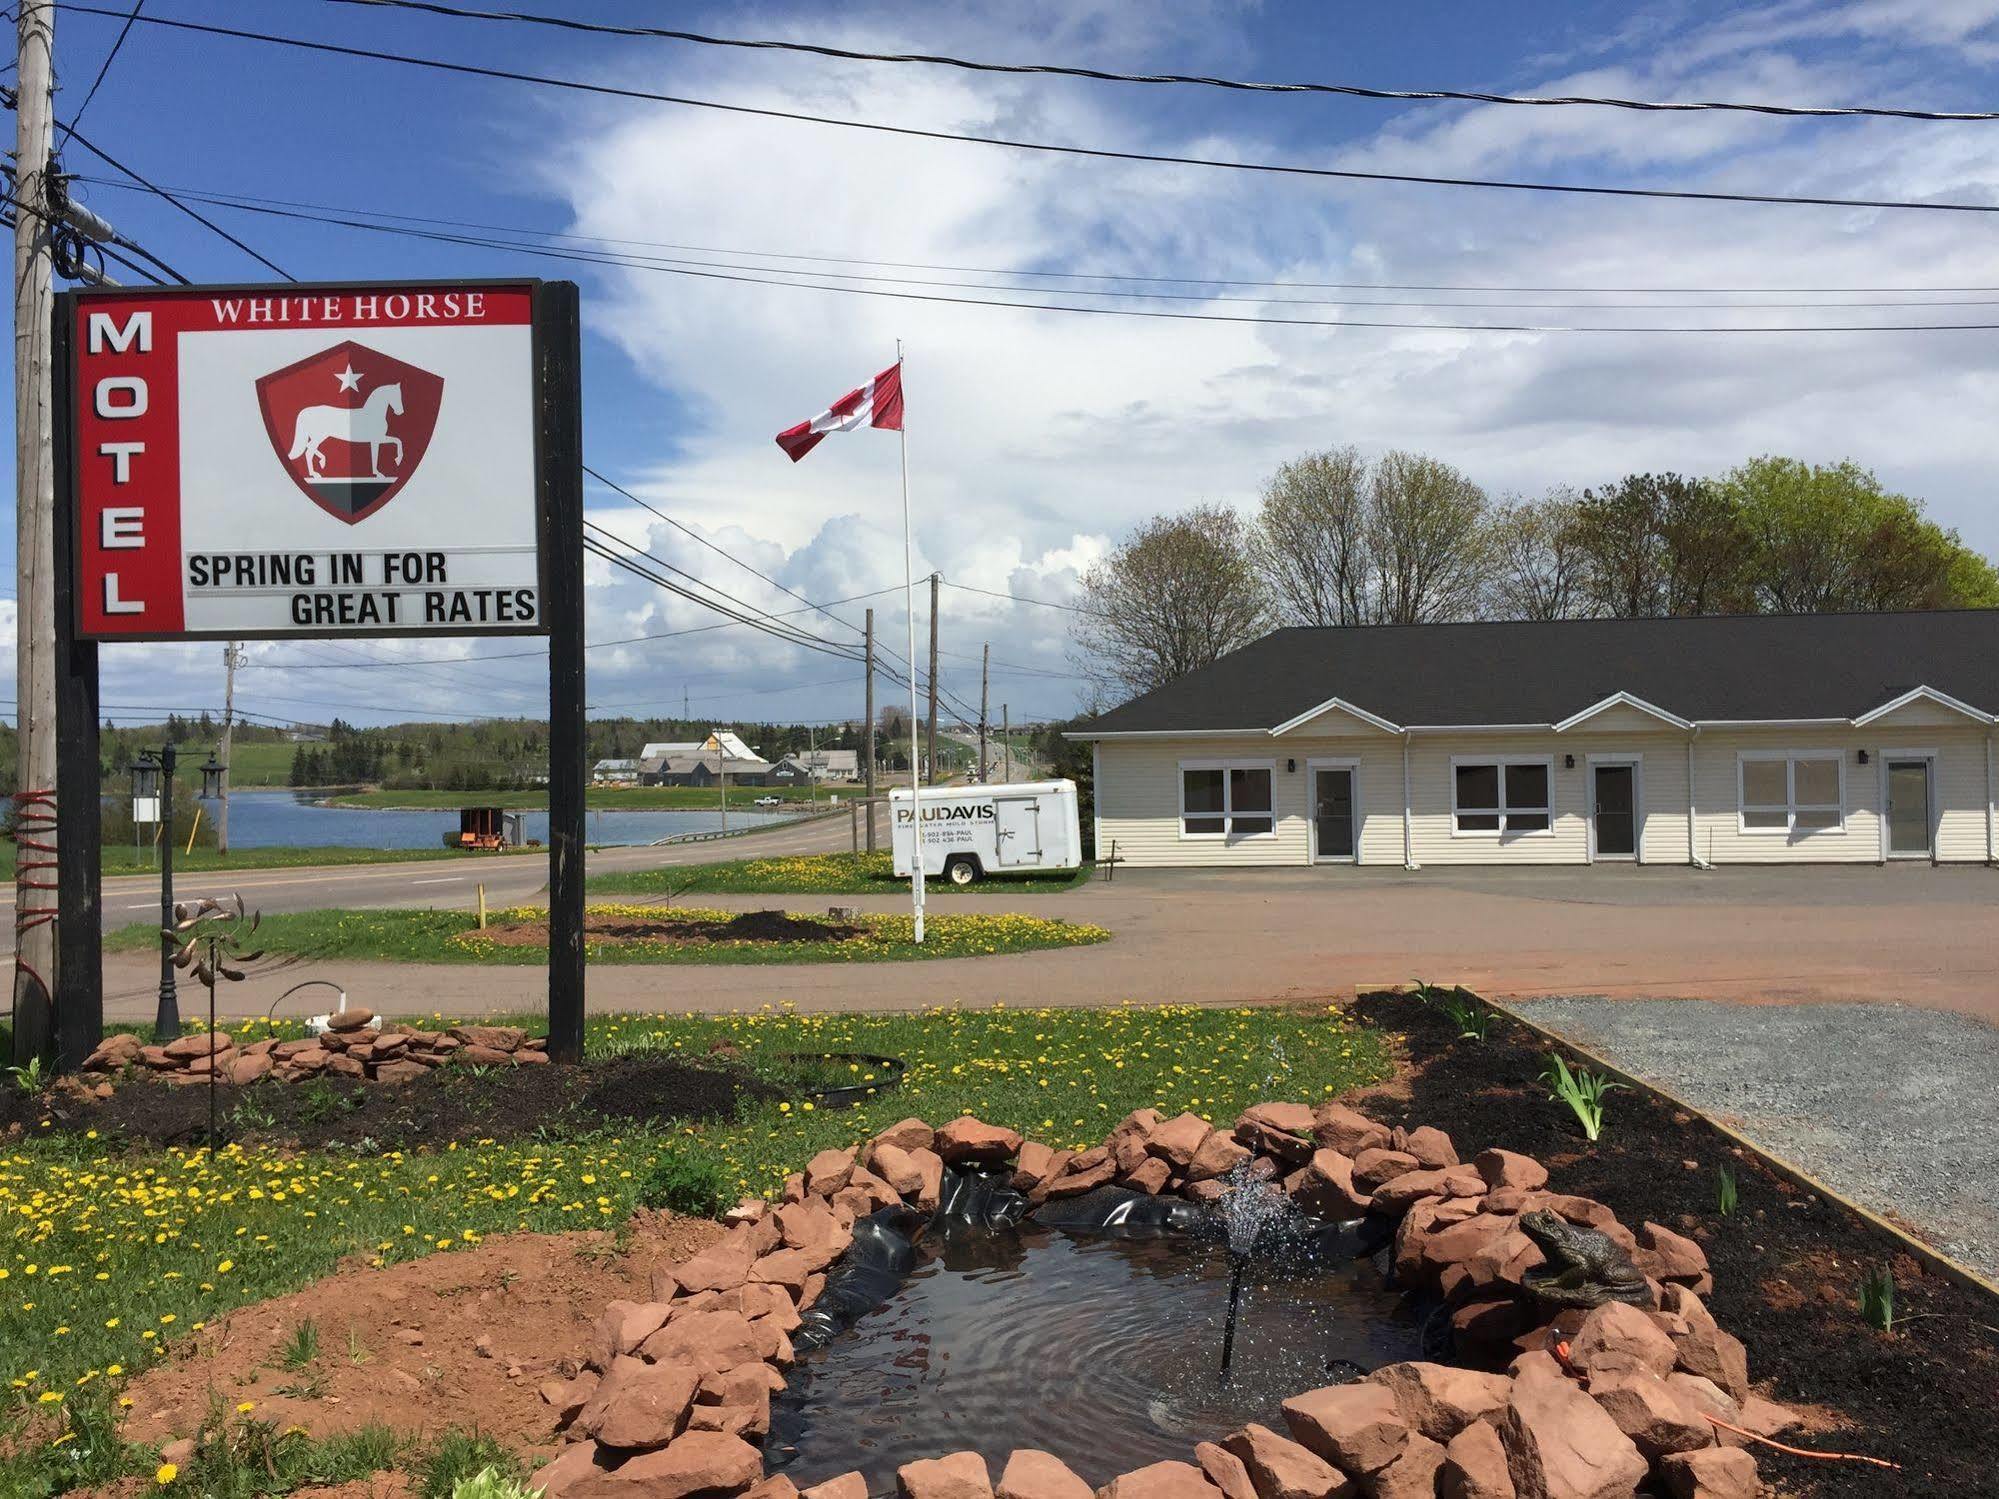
[
  {"x1": 863, "y1": 608, "x2": 877, "y2": 852},
  {"x1": 926, "y1": 571, "x2": 939, "y2": 784},
  {"x1": 217, "y1": 643, "x2": 242, "y2": 854},
  {"x1": 12, "y1": 0, "x2": 58, "y2": 1065},
  {"x1": 1002, "y1": 704, "x2": 1011, "y2": 784},
  {"x1": 978, "y1": 642, "x2": 990, "y2": 785}
]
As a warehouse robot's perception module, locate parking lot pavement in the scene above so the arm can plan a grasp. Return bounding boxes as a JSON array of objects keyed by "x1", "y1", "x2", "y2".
[{"x1": 1511, "y1": 996, "x2": 1999, "y2": 1284}]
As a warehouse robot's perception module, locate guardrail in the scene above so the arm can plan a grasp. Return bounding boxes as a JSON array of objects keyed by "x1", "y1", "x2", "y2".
[{"x1": 644, "y1": 806, "x2": 840, "y2": 847}]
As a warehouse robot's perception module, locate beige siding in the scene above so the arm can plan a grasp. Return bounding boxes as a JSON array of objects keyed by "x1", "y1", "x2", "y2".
[{"x1": 1094, "y1": 721, "x2": 1996, "y2": 870}]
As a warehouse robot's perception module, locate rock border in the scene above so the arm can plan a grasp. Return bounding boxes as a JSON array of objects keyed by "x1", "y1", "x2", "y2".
[
  {"x1": 535, "y1": 1104, "x2": 1801, "y2": 1499},
  {"x1": 76, "y1": 1011, "x2": 546, "y2": 1087}
]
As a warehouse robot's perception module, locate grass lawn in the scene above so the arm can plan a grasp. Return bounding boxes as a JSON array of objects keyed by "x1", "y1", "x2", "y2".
[
  {"x1": 588, "y1": 850, "x2": 1092, "y2": 897},
  {"x1": 323, "y1": 786, "x2": 856, "y2": 811},
  {"x1": 103, "y1": 904, "x2": 1110, "y2": 965},
  {"x1": 224, "y1": 740, "x2": 309, "y2": 787},
  {"x1": 0, "y1": 1001, "x2": 1392, "y2": 1482}
]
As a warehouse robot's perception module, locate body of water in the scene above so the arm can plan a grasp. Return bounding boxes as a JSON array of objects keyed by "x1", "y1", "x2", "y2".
[{"x1": 175, "y1": 789, "x2": 797, "y2": 850}]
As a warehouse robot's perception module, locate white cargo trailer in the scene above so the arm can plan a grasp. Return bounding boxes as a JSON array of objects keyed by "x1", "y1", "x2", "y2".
[{"x1": 890, "y1": 779, "x2": 1083, "y2": 885}]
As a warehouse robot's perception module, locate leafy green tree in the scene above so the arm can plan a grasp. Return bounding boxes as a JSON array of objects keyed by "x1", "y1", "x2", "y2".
[
  {"x1": 1568, "y1": 472, "x2": 1751, "y2": 618},
  {"x1": 1720, "y1": 456, "x2": 1999, "y2": 612}
]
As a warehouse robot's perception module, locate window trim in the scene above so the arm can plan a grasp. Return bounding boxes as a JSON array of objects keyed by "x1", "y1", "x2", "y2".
[
  {"x1": 1736, "y1": 749, "x2": 1846, "y2": 836},
  {"x1": 1178, "y1": 758, "x2": 1279, "y2": 841},
  {"x1": 1449, "y1": 754, "x2": 1556, "y2": 839}
]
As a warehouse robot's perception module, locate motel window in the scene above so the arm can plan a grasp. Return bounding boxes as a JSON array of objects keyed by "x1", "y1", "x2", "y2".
[
  {"x1": 1453, "y1": 758, "x2": 1552, "y2": 835},
  {"x1": 1180, "y1": 762, "x2": 1275, "y2": 838},
  {"x1": 1739, "y1": 753, "x2": 1843, "y2": 834}
]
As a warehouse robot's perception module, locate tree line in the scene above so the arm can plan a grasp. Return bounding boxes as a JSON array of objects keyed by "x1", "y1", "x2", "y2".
[{"x1": 1070, "y1": 452, "x2": 1999, "y2": 699}]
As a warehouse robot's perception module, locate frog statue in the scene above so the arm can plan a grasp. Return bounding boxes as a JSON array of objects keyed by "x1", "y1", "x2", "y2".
[{"x1": 1518, "y1": 1208, "x2": 1656, "y2": 1310}]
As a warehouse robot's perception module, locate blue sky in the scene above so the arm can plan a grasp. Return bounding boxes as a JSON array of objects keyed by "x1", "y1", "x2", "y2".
[{"x1": 11, "y1": 0, "x2": 1999, "y2": 732}]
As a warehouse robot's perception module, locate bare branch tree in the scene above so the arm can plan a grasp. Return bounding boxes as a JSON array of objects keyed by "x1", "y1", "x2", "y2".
[
  {"x1": 1068, "y1": 504, "x2": 1273, "y2": 701},
  {"x1": 1250, "y1": 447, "x2": 1371, "y2": 626},
  {"x1": 1366, "y1": 451, "x2": 1490, "y2": 624},
  {"x1": 1486, "y1": 488, "x2": 1587, "y2": 619}
]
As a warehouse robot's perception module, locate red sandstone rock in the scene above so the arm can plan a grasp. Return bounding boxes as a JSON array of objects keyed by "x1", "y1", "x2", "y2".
[
  {"x1": 1369, "y1": 1432, "x2": 1445, "y2": 1499},
  {"x1": 1146, "y1": 1112, "x2": 1212, "y2": 1170},
  {"x1": 1498, "y1": 1364, "x2": 1647, "y2": 1499},
  {"x1": 1729, "y1": 1394, "x2": 1798, "y2": 1446},
  {"x1": 1403, "y1": 1126, "x2": 1459, "y2": 1169},
  {"x1": 597, "y1": 1430, "x2": 762, "y2": 1499},
  {"x1": 324, "y1": 1052, "x2": 365, "y2": 1078},
  {"x1": 325, "y1": 1007, "x2": 376, "y2": 1033},
  {"x1": 1569, "y1": 1302, "x2": 1678, "y2": 1380},
  {"x1": 1371, "y1": 1168, "x2": 1456, "y2": 1215},
  {"x1": 1223, "y1": 1422, "x2": 1347, "y2": 1499},
  {"x1": 1440, "y1": 1421, "x2": 1515, "y2": 1499},
  {"x1": 748, "y1": 1248, "x2": 815, "y2": 1295},
  {"x1": 540, "y1": 1370, "x2": 600, "y2": 1425},
  {"x1": 1011, "y1": 1141, "x2": 1061, "y2": 1191},
  {"x1": 1312, "y1": 1103, "x2": 1390, "y2": 1157},
  {"x1": 530, "y1": 1438, "x2": 616, "y2": 1498},
  {"x1": 1474, "y1": 1150, "x2": 1548, "y2": 1192},
  {"x1": 1295, "y1": 1151, "x2": 1374, "y2": 1219},
  {"x1": 1241, "y1": 1102, "x2": 1316, "y2": 1134},
  {"x1": 1662, "y1": 1374, "x2": 1738, "y2": 1430},
  {"x1": 1351, "y1": 1149, "x2": 1422, "y2": 1191},
  {"x1": 1193, "y1": 1443, "x2": 1258, "y2": 1499},
  {"x1": 801, "y1": 1476, "x2": 867, "y2": 1499},
  {"x1": 1452, "y1": 1298, "x2": 1538, "y2": 1361},
  {"x1": 1098, "y1": 1462, "x2": 1223, "y2": 1499},
  {"x1": 846, "y1": 1165, "x2": 905, "y2": 1213},
  {"x1": 777, "y1": 1198, "x2": 849, "y2": 1257},
  {"x1": 743, "y1": 1479, "x2": 801, "y2": 1499},
  {"x1": 675, "y1": 1236, "x2": 759, "y2": 1295},
  {"x1": 1186, "y1": 1130, "x2": 1252, "y2": 1184},
  {"x1": 638, "y1": 1310, "x2": 762, "y2": 1375},
  {"x1": 1124, "y1": 1157, "x2": 1172, "y2": 1195},
  {"x1": 934, "y1": 1116, "x2": 1023, "y2": 1167},
  {"x1": 1587, "y1": 1370, "x2": 1713, "y2": 1461},
  {"x1": 1634, "y1": 1222, "x2": 1711, "y2": 1292},
  {"x1": 1367, "y1": 1362, "x2": 1511, "y2": 1442},
  {"x1": 1281, "y1": 1383, "x2": 1409, "y2": 1476},
  {"x1": 996, "y1": 1448, "x2": 1093, "y2": 1499},
  {"x1": 1658, "y1": 1447, "x2": 1759, "y2": 1499},
  {"x1": 870, "y1": 1117, "x2": 937, "y2": 1155},
  {"x1": 82, "y1": 1033, "x2": 144, "y2": 1071},
  {"x1": 805, "y1": 1148, "x2": 857, "y2": 1196},
  {"x1": 373, "y1": 1059, "x2": 430, "y2": 1085},
  {"x1": 699, "y1": 1363, "x2": 779, "y2": 1407},
  {"x1": 898, "y1": 1449, "x2": 994, "y2": 1499},
  {"x1": 686, "y1": 1394, "x2": 768, "y2": 1439},
  {"x1": 227, "y1": 1053, "x2": 274, "y2": 1086},
  {"x1": 1041, "y1": 1153, "x2": 1117, "y2": 1198},
  {"x1": 1234, "y1": 1119, "x2": 1315, "y2": 1165},
  {"x1": 574, "y1": 1358, "x2": 699, "y2": 1450},
  {"x1": 1659, "y1": 1287, "x2": 1749, "y2": 1400},
  {"x1": 593, "y1": 1300, "x2": 674, "y2": 1368}
]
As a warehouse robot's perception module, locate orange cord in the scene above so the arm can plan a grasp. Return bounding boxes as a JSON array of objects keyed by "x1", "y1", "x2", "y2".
[{"x1": 1701, "y1": 1414, "x2": 1901, "y2": 1471}]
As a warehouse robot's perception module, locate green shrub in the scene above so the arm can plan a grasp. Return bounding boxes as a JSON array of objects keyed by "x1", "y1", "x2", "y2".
[
  {"x1": 634, "y1": 1142, "x2": 733, "y2": 1218},
  {"x1": 419, "y1": 1432, "x2": 527, "y2": 1499},
  {"x1": 1541, "y1": 1053, "x2": 1627, "y2": 1143}
]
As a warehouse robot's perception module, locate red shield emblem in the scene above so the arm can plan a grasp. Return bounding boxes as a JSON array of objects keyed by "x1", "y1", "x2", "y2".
[{"x1": 256, "y1": 341, "x2": 444, "y2": 524}]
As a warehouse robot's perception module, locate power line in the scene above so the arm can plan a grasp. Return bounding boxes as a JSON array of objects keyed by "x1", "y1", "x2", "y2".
[
  {"x1": 75, "y1": 176, "x2": 1999, "y2": 296},
  {"x1": 322, "y1": 0, "x2": 1999, "y2": 124},
  {"x1": 53, "y1": 0, "x2": 140, "y2": 151},
  {"x1": 65, "y1": 178, "x2": 1999, "y2": 334},
  {"x1": 53, "y1": 6, "x2": 1999, "y2": 217},
  {"x1": 942, "y1": 579, "x2": 1092, "y2": 615}
]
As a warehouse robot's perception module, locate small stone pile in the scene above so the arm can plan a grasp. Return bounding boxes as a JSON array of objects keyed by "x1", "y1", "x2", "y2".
[
  {"x1": 78, "y1": 1012, "x2": 549, "y2": 1086},
  {"x1": 535, "y1": 1104, "x2": 1803, "y2": 1499}
]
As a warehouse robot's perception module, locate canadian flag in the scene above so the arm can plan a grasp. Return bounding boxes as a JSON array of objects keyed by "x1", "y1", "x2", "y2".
[{"x1": 773, "y1": 361, "x2": 903, "y2": 462}]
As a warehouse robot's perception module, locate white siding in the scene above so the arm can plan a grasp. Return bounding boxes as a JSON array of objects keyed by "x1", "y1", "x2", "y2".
[{"x1": 1095, "y1": 719, "x2": 1998, "y2": 869}]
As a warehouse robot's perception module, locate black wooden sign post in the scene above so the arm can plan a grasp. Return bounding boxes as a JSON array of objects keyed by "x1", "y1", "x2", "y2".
[{"x1": 50, "y1": 278, "x2": 586, "y2": 1070}]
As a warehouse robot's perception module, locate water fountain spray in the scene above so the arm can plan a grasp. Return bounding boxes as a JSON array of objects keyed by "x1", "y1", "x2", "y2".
[{"x1": 1212, "y1": 1161, "x2": 1296, "y2": 1385}]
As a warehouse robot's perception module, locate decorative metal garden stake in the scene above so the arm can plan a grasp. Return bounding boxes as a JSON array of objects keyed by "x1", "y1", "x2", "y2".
[
  {"x1": 135, "y1": 745, "x2": 227, "y2": 1042},
  {"x1": 165, "y1": 892, "x2": 261, "y2": 1153}
]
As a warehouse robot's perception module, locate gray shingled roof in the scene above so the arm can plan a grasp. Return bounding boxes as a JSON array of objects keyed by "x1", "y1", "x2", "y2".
[{"x1": 1077, "y1": 611, "x2": 1999, "y2": 734}]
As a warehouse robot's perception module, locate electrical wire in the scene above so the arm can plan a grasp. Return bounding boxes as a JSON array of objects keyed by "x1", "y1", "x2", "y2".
[
  {"x1": 53, "y1": 0, "x2": 140, "y2": 152},
  {"x1": 51, "y1": 5, "x2": 1999, "y2": 217},
  {"x1": 73, "y1": 175, "x2": 1999, "y2": 296},
  {"x1": 942, "y1": 579, "x2": 1093, "y2": 615},
  {"x1": 322, "y1": 0, "x2": 1999, "y2": 123}
]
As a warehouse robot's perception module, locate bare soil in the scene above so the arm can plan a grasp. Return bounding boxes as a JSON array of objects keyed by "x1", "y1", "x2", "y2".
[
  {"x1": 476, "y1": 909, "x2": 865, "y2": 948},
  {"x1": 1, "y1": 1053, "x2": 777, "y2": 1150},
  {"x1": 1345, "y1": 989, "x2": 1999, "y2": 1498},
  {"x1": 117, "y1": 1213, "x2": 723, "y2": 1458}
]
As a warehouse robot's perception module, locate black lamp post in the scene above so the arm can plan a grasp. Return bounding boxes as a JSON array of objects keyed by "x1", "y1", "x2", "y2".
[{"x1": 134, "y1": 745, "x2": 228, "y2": 1041}]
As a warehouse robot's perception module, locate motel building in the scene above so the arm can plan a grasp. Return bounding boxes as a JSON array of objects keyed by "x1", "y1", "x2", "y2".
[{"x1": 1071, "y1": 611, "x2": 1999, "y2": 870}]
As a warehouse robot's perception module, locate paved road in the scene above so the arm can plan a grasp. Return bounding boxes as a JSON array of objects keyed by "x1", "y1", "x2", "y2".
[
  {"x1": 90, "y1": 861, "x2": 1999, "y2": 1027},
  {"x1": 5, "y1": 806, "x2": 872, "y2": 942},
  {"x1": 1511, "y1": 996, "x2": 1999, "y2": 1283}
]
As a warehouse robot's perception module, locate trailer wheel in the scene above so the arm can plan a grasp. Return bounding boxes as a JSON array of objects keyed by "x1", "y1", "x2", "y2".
[{"x1": 944, "y1": 855, "x2": 981, "y2": 886}]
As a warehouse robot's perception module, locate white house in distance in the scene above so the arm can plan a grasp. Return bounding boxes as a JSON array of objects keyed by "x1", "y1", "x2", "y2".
[{"x1": 1071, "y1": 611, "x2": 1999, "y2": 869}]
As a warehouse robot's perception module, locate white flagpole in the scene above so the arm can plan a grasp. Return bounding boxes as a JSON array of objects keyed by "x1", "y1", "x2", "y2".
[{"x1": 897, "y1": 339, "x2": 925, "y2": 943}]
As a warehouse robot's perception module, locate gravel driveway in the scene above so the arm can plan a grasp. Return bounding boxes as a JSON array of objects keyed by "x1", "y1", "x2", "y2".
[{"x1": 1509, "y1": 997, "x2": 1999, "y2": 1284}]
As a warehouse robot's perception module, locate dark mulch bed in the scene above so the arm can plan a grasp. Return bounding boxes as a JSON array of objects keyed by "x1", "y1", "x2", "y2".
[
  {"x1": 477, "y1": 909, "x2": 864, "y2": 947},
  {"x1": 0, "y1": 1052, "x2": 778, "y2": 1150},
  {"x1": 1346, "y1": 989, "x2": 1999, "y2": 1498}
]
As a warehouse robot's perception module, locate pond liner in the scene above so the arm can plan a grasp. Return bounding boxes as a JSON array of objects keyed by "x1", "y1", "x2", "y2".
[{"x1": 793, "y1": 1204, "x2": 928, "y2": 1353}]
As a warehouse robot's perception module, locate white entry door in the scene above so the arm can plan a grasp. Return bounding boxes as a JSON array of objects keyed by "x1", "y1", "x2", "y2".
[
  {"x1": 1885, "y1": 759, "x2": 1933, "y2": 858},
  {"x1": 994, "y1": 796, "x2": 1041, "y2": 867}
]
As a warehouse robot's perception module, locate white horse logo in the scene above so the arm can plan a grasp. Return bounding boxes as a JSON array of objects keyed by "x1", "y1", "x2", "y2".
[{"x1": 286, "y1": 383, "x2": 405, "y2": 481}]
